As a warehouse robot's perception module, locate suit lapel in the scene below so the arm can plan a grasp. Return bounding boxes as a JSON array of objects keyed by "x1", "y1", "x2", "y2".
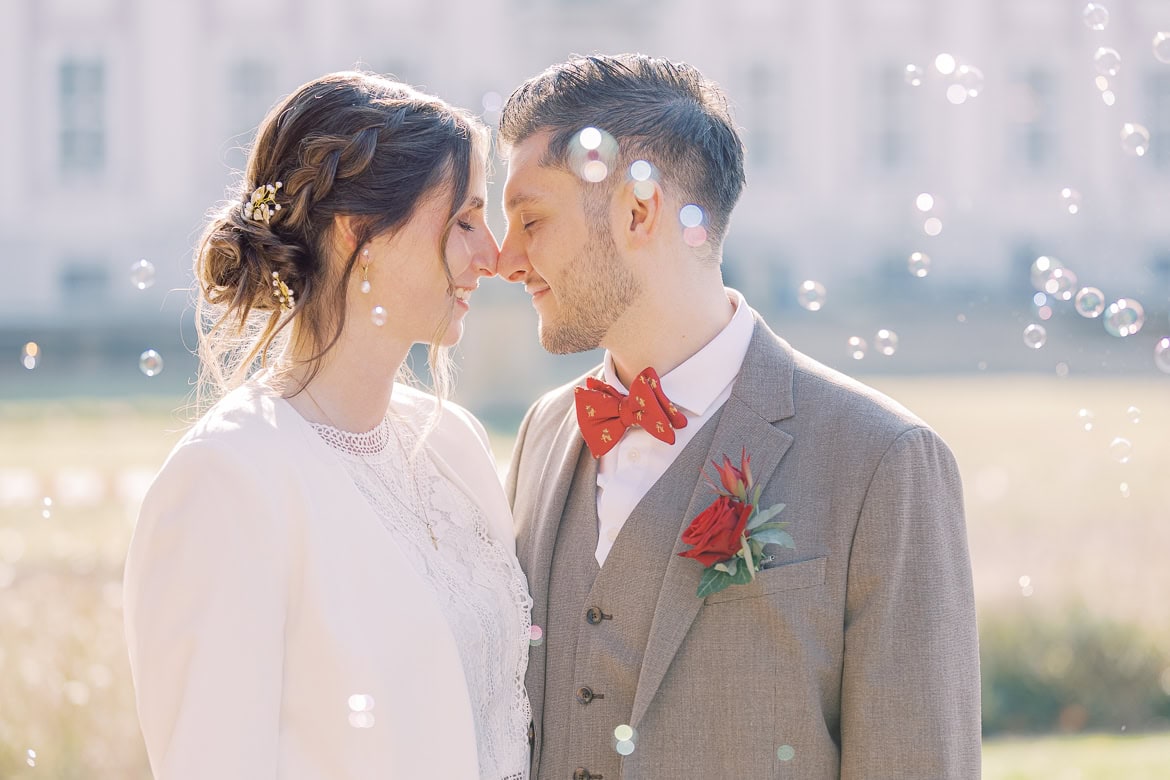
[{"x1": 631, "y1": 316, "x2": 796, "y2": 727}]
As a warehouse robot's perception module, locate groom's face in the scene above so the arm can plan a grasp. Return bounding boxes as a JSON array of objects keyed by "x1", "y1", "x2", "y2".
[{"x1": 499, "y1": 132, "x2": 641, "y2": 354}]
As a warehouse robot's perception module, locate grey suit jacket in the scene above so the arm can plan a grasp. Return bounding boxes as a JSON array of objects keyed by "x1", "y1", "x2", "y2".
[{"x1": 507, "y1": 314, "x2": 981, "y2": 779}]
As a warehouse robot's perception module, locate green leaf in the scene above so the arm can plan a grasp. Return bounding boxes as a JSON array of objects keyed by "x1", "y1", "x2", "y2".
[
  {"x1": 696, "y1": 566, "x2": 734, "y2": 598},
  {"x1": 747, "y1": 502, "x2": 786, "y2": 530},
  {"x1": 727, "y1": 559, "x2": 754, "y2": 585},
  {"x1": 753, "y1": 483, "x2": 763, "y2": 506},
  {"x1": 750, "y1": 526, "x2": 795, "y2": 549}
]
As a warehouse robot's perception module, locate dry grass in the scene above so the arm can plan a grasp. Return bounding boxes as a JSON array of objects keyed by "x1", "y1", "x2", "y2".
[{"x1": 0, "y1": 377, "x2": 1168, "y2": 777}]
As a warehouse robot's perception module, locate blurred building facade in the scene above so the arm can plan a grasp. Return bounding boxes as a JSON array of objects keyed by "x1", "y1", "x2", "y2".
[{"x1": 1, "y1": 0, "x2": 1169, "y2": 401}]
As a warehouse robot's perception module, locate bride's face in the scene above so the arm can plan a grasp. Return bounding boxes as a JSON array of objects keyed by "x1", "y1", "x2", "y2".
[{"x1": 359, "y1": 153, "x2": 498, "y2": 347}]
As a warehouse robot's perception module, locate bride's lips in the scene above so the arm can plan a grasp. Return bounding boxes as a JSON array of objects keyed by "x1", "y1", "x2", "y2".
[{"x1": 452, "y1": 286, "x2": 475, "y2": 311}]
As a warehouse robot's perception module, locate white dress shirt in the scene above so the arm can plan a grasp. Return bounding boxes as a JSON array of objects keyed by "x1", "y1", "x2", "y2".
[{"x1": 594, "y1": 288, "x2": 755, "y2": 565}]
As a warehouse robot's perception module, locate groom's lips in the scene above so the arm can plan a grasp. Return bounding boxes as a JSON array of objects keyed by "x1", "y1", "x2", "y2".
[{"x1": 526, "y1": 284, "x2": 551, "y2": 304}]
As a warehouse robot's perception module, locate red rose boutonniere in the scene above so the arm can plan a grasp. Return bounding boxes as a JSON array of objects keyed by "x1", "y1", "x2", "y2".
[{"x1": 678, "y1": 449, "x2": 794, "y2": 598}]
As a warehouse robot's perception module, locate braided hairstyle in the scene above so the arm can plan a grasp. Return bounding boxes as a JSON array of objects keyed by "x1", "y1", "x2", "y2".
[{"x1": 194, "y1": 71, "x2": 487, "y2": 405}]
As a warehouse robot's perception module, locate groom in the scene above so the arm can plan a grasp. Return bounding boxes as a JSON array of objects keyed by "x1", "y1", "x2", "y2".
[{"x1": 498, "y1": 54, "x2": 980, "y2": 779}]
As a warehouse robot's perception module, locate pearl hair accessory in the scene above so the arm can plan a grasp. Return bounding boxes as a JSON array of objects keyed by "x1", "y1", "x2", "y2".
[
  {"x1": 271, "y1": 271, "x2": 295, "y2": 312},
  {"x1": 245, "y1": 182, "x2": 283, "y2": 224}
]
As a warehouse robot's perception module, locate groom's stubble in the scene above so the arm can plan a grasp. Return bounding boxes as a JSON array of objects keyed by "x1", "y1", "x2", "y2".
[{"x1": 538, "y1": 203, "x2": 641, "y2": 355}]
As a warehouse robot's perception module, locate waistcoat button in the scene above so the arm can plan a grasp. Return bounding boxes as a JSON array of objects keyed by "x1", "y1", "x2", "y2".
[
  {"x1": 585, "y1": 607, "x2": 603, "y2": 624},
  {"x1": 576, "y1": 686, "x2": 595, "y2": 704}
]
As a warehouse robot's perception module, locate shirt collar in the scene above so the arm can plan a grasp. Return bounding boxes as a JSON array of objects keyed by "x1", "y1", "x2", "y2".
[{"x1": 602, "y1": 288, "x2": 755, "y2": 417}]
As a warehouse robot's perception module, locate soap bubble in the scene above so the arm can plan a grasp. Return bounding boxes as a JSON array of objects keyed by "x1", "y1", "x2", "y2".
[
  {"x1": 875, "y1": 329, "x2": 899, "y2": 356},
  {"x1": 1120, "y1": 123, "x2": 1150, "y2": 157},
  {"x1": 1103, "y1": 299, "x2": 1145, "y2": 337},
  {"x1": 1074, "y1": 287, "x2": 1105, "y2": 318},
  {"x1": 138, "y1": 350, "x2": 164, "y2": 377},
  {"x1": 797, "y1": 280, "x2": 826, "y2": 311},
  {"x1": 371, "y1": 306, "x2": 387, "y2": 327},
  {"x1": 1023, "y1": 324, "x2": 1047, "y2": 349},
  {"x1": 129, "y1": 259, "x2": 156, "y2": 290},
  {"x1": 933, "y1": 53, "x2": 957, "y2": 75},
  {"x1": 847, "y1": 336, "x2": 867, "y2": 360},
  {"x1": 569, "y1": 126, "x2": 618, "y2": 183},
  {"x1": 908, "y1": 251, "x2": 931, "y2": 278},
  {"x1": 679, "y1": 204, "x2": 705, "y2": 228},
  {"x1": 1109, "y1": 437, "x2": 1132, "y2": 464},
  {"x1": 1077, "y1": 408, "x2": 1094, "y2": 432},
  {"x1": 1093, "y1": 47, "x2": 1121, "y2": 77},
  {"x1": 1059, "y1": 187, "x2": 1082, "y2": 215},
  {"x1": 1155, "y1": 32, "x2": 1170, "y2": 64},
  {"x1": 1082, "y1": 3, "x2": 1109, "y2": 31},
  {"x1": 904, "y1": 65, "x2": 925, "y2": 87},
  {"x1": 21, "y1": 342, "x2": 39, "y2": 370},
  {"x1": 1154, "y1": 337, "x2": 1170, "y2": 373}
]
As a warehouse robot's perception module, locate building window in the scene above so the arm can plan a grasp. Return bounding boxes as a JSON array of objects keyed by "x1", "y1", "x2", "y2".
[
  {"x1": 1009, "y1": 68, "x2": 1057, "y2": 171},
  {"x1": 59, "y1": 58, "x2": 106, "y2": 176},
  {"x1": 1145, "y1": 71, "x2": 1170, "y2": 169}
]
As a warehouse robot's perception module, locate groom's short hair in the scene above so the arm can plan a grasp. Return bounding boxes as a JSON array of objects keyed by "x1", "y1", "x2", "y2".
[{"x1": 499, "y1": 53, "x2": 746, "y2": 244}]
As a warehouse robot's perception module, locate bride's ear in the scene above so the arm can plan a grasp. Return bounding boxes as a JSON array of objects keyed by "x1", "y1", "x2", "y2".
[{"x1": 333, "y1": 215, "x2": 360, "y2": 252}]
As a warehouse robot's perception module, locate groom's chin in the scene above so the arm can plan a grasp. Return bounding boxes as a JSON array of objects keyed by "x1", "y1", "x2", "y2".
[{"x1": 538, "y1": 324, "x2": 600, "y2": 356}]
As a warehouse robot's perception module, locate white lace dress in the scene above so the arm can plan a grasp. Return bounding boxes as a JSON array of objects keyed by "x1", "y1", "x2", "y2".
[{"x1": 311, "y1": 414, "x2": 532, "y2": 780}]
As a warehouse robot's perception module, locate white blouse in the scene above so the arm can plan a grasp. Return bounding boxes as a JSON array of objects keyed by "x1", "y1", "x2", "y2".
[{"x1": 310, "y1": 414, "x2": 531, "y2": 780}]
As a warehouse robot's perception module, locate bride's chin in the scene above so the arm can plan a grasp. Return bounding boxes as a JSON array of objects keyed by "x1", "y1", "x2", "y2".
[{"x1": 439, "y1": 322, "x2": 465, "y2": 348}]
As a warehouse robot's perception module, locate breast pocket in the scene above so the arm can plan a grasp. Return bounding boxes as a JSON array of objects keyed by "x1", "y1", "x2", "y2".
[{"x1": 703, "y1": 555, "x2": 827, "y2": 605}]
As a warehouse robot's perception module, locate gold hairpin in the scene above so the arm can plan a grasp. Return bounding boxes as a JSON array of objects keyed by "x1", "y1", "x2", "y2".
[
  {"x1": 245, "y1": 181, "x2": 283, "y2": 224},
  {"x1": 271, "y1": 271, "x2": 295, "y2": 312}
]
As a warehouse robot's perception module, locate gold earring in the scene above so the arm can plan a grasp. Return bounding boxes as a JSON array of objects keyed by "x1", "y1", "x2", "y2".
[{"x1": 359, "y1": 248, "x2": 371, "y2": 294}]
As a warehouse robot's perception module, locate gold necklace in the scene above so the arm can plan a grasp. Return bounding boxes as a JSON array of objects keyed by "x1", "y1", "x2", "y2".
[{"x1": 303, "y1": 386, "x2": 439, "y2": 550}]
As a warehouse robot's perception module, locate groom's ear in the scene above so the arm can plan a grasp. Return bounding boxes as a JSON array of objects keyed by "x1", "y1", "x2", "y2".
[{"x1": 617, "y1": 178, "x2": 662, "y2": 250}]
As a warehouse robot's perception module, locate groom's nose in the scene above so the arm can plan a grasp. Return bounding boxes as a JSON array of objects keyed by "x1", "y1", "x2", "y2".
[{"x1": 496, "y1": 225, "x2": 530, "y2": 283}]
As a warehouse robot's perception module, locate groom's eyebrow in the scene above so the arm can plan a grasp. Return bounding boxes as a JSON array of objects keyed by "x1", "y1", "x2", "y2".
[{"x1": 505, "y1": 193, "x2": 540, "y2": 212}]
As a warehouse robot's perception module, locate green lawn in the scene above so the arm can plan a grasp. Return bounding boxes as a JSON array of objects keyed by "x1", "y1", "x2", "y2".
[{"x1": 1, "y1": 377, "x2": 1168, "y2": 777}]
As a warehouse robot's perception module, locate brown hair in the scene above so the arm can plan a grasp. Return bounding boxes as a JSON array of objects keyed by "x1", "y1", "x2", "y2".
[
  {"x1": 498, "y1": 53, "x2": 746, "y2": 245},
  {"x1": 194, "y1": 71, "x2": 487, "y2": 407}
]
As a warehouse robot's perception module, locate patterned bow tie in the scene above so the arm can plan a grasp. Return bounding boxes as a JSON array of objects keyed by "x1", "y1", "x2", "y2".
[{"x1": 574, "y1": 367, "x2": 688, "y2": 459}]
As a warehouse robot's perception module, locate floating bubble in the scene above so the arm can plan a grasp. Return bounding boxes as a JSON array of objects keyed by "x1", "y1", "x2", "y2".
[
  {"x1": 797, "y1": 280, "x2": 826, "y2": 311},
  {"x1": 875, "y1": 329, "x2": 899, "y2": 356},
  {"x1": 581, "y1": 160, "x2": 609, "y2": 183},
  {"x1": 1023, "y1": 324, "x2": 1047, "y2": 350},
  {"x1": 1077, "y1": 406, "x2": 1094, "y2": 432},
  {"x1": 1093, "y1": 47, "x2": 1121, "y2": 77},
  {"x1": 569, "y1": 127, "x2": 618, "y2": 183},
  {"x1": 1120, "y1": 482, "x2": 1130, "y2": 498},
  {"x1": 1102, "y1": 91, "x2": 1116, "y2": 106},
  {"x1": 481, "y1": 91, "x2": 503, "y2": 113},
  {"x1": 777, "y1": 745, "x2": 796, "y2": 761},
  {"x1": 1044, "y1": 267, "x2": 1078, "y2": 301},
  {"x1": 21, "y1": 341, "x2": 39, "y2": 370},
  {"x1": 1120, "y1": 123, "x2": 1150, "y2": 157},
  {"x1": 945, "y1": 84, "x2": 969, "y2": 105},
  {"x1": 1030, "y1": 256, "x2": 1064, "y2": 293},
  {"x1": 1055, "y1": 362, "x2": 1070, "y2": 378},
  {"x1": 915, "y1": 193, "x2": 935, "y2": 212},
  {"x1": 1156, "y1": 32, "x2": 1170, "y2": 65},
  {"x1": 1156, "y1": 337, "x2": 1170, "y2": 373},
  {"x1": 629, "y1": 160, "x2": 653, "y2": 182},
  {"x1": 579, "y1": 127, "x2": 602, "y2": 150},
  {"x1": 138, "y1": 349, "x2": 163, "y2": 377},
  {"x1": 933, "y1": 53, "x2": 957, "y2": 76},
  {"x1": 1125, "y1": 405, "x2": 1141, "y2": 424},
  {"x1": 129, "y1": 259, "x2": 155, "y2": 290},
  {"x1": 348, "y1": 712, "x2": 376, "y2": 728},
  {"x1": 847, "y1": 336, "x2": 867, "y2": 360},
  {"x1": 679, "y1": 204, "x2": 705, "y2": 228},
  {"x1": 1059, "y1": 187, "x2": 1082, "y2": 215},
  {"x1": 923, "y1": 217, "x2": 942, "y2": 236},
  {"x1": 904, "y1": 64, "x2": 924, "y2": 87},
  {"x1": 1019, "y1": 575, "x2": 1031, "y2": 588},
  {"x1": 908, "y1": 251, "x2": 931, "y2": 278},
  {"x1": 956, "y1": 64, "x2": 984, "y2": 97},
  {"x1": 529, "y1": 625, "x2": 544, "y2": 647},
  {"x1": 1033, "y1": 292, "x2": 1048, "y2": 307},
  {"x1": 42, "y1": 496, "x2": 51, "y2": 520},
  {"x1": 1103, "y1": 298, "x2": 1145, "y2": 337},
  {"x1": 27, "y1": 749, "x2": 36, "y2": 767},
  {"x1": 1074, "y1": 287, "x2": 1105, "y2": 318},
  {"x1": 1095, "y1": 76, "x2": 1110, "y2": 91},
  {"x1": 348, "y1": 693, "x2": 375, "y2": 712},
  {"x1": 632, "y1": 180, "x2": 655, "y2": 200},
  {"x1": 682, "y1": 226, "x2": 708, "y2": 247},
  {"x1": 1109, "y1": 437, "x2": 1132, "y2": 464},
  {"x1": 1082, "y1": 3, "x2": 1109, "y2": 31},
  {"x1": 371, "y1": 306, "x2": 387, "y2": 327},
  {"x1": 1037, "y1": 305, "x2": 1053, "y2": 321},
  {"x1": 613, "y1": 724, "x2": 638, "y2": 755}
]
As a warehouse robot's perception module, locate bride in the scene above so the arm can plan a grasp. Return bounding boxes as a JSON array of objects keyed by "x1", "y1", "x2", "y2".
[{"x1": 123, "y1": 71, "x2": 531, "y2": 779}]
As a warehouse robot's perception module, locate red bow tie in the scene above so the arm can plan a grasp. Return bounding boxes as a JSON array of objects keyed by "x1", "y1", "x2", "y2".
[{"x1": 574, "y1": 367, "x2": 689, "y2": 459}]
